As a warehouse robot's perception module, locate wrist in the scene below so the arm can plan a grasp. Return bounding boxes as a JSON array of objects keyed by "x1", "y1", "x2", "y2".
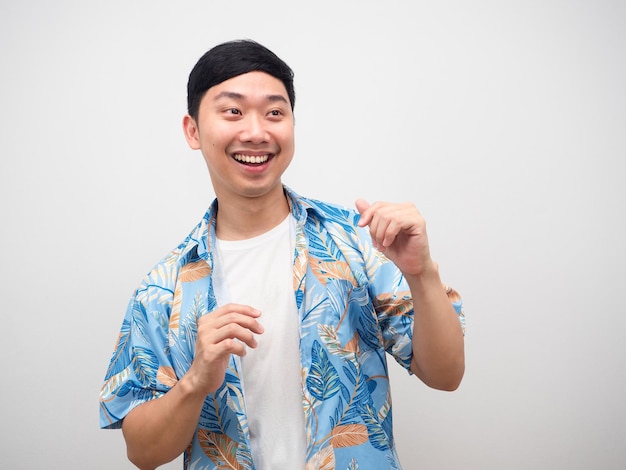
[
  {"x1": 178, "y1": 369, "x2": 212, "y2": 402},
  {"x1": 403, "y1": 259, "x2": 440, "y2": 286}
]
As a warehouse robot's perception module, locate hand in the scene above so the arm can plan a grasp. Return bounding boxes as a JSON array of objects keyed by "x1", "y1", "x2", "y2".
[
  {"x1": 355, "y1": 199, "x2": 434, "y2": 278},
  {"x1": 187, "y1": 303, "x2": 263, "y2": 396}
]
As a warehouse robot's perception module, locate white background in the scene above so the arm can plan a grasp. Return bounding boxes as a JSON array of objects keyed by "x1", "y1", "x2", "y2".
[{"x1": 1, "y1": 1, "x2": 625, "y2": 468}]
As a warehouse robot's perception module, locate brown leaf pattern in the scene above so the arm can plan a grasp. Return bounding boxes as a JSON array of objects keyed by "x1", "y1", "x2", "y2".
[
  {"x1": 373, "y1": 291, "x2": 412, "y2": 317},
  {"x1": 311, "y1": 260, "x2": 357, "y2": 287},
  {"x1": 330, "y1": 424, "x2": 369, "y2": 448},
  {"x1": 197, "y1": 430, "x2": 243, "y2": 470},
  {"x1": 305, "y1": 445, "x2": 335, "y2": 470},
  {"x1": 179, "y1": 260, "x2": 212, "y2": 283},
  {"x1": 156, "y1": 366, "x2": 178, "y2": 387}
]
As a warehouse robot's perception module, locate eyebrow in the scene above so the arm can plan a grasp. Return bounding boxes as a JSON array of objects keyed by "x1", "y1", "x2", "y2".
[{"x1": 213, "y1": 91, "x2": 289, "y2": 105}]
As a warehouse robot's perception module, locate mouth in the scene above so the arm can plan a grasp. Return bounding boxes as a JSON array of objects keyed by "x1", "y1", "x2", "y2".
[{"x1": 233, "y1": 153, "x2": 273, "y2": 166}]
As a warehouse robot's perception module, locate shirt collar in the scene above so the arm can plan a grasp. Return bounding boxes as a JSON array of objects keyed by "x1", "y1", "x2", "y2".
[{"x1": 192, "y1": 185, "x2": 312, "y2": 263}]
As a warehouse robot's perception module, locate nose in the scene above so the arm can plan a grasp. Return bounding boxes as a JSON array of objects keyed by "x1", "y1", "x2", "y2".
[{"x1": 239, "y1": 113, "x2": 269, "y2": 144}]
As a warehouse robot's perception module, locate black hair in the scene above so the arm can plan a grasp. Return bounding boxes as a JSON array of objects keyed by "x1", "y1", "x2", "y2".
[{"x1": 187, "y1": 39, "x2": 295, "y2": 121}]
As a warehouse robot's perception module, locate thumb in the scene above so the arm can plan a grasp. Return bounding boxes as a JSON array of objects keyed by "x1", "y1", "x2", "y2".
[
  {"x1": 355, "y1": 198, "x2": 370, "y2": 214},
  {"x1": 355, "y1": 198, "x2": 371, "y2": 226}
]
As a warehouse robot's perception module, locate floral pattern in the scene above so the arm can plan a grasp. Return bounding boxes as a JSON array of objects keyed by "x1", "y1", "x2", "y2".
[{"x1": 100, "y1": 187, "x2": 464, "y2": 469}]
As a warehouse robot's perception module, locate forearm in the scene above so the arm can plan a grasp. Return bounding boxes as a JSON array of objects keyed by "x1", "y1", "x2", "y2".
[
  {"x1": 122, "y1": 375, "x2": 207, "y2": 469},
  {"x1": 406, "y1": 263, "x2": 465, "y2": 391}
]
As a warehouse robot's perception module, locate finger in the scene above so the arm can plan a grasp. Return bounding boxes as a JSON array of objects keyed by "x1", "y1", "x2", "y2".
[
  {"x1": 198, "y1": 323, "x2": 261, "y2": 359},
  {"x1": 197, "y1": 337, "x2": 249, "y2": 364},
  {"x1": 365, "y1": 202, "x2": 395, "y2": 247},
  {"x1": 200, "y1": 312, "x2": 265, "y2": 336},
  {"x1": 374, "y1": 215, "x2": 400, "y2": 249},
  {"x1": 217, "y1": 303, "x2": 262, "y2": 319},
  {"x1": 213, "y1": 323, "x2": 260, "y2": 349},
  {"x1": 199, "y1": 304, "x2": 264, "y2": 334},
  {"x1": 379, "y1": 218, "x2": 402, "y2": 248},
  {"x1": 220, "y1": 338, "x2": 249, "y2": 358}
]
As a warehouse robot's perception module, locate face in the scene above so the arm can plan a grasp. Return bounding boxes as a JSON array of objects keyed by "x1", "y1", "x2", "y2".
[{"x1": 183, "y1": 71, "x2": 295, "y2": 204}]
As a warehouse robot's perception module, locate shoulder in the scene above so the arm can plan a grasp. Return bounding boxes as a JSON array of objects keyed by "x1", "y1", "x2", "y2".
[{"x1": 134, "y1": 206, "x2": 214, "y2": 303}]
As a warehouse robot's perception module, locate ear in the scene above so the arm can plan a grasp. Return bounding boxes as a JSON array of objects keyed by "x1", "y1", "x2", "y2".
[{"x1": 182, "y1": 114, "x2": 201, "y2": 150}]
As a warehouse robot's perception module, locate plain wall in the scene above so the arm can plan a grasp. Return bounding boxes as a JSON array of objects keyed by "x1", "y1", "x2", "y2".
[{"x1": 1, "y1": 1, "x2": 625, "y2": 468}]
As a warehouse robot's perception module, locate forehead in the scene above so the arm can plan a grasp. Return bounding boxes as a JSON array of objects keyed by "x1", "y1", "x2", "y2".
[{"x1": 205, "y1": 71, "x2": 289, "y2": 104}]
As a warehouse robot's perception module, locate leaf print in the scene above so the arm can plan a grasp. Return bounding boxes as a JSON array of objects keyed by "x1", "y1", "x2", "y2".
[
  {"x1": 293, "y1": 222, "x2": 308, "y2": 297},
  {"x1": 306, "y1": 340, "x2": 341, "y2": 401},
  {"x1": 301, "y1": 288, "x2": 329, "y2": 337},
  {"x1": 131, "y1": 346, "x2": 158, "y2": 388},
  {"x1": 169, "y1": 282, "x2": 182, "y2": 334},
  {"x1": 179, "y1": 317, "x2": 198, "y2": 361},
  {"x1": 149, "y1": 307, "x2": 169, "y2": 331},
  {"x1": 311, "y1": 260, "x2": 356, "y2": 286},
  {"x1": 339, "y1": 382, "x2": 351, "y2": 404},
  {"x1": 330, "y1": 424, "x2": 368, "y2": 448},
  {"x1": 340, "y1": 363, "x2": 371, "y2": 418},
  {"x1": 305, "y1": 220, "x2": 344, "y2": 262},
  {"x1": 344, "y1": 332, "x2": 360, "y2": 354},
  {"x1": 199, "y1": 396, "x2": 222, "y2": 434},
  {"x1": 113, "y1": 318, "x2": 131, "y2": 353},
  {"x1": 373, "y1": 292, "x2": 413, "y2": 318},
  {"x1": 100, "y1": 367, "x2": 131, "y2": 401},
  {"x1": 360, "y1": 239, "x2": 386, "y2": 282},
  {"x1": 346, "y1": 458, "x2": 359, "y2": 470},
  {"x1": 140, "y1": 260, "x2": 177, "y2": 306},
  {"x1": 130, "y1": 301, "x2": 149, "y2": 333},
  {"x1": 191, "y1": 289, "x2": 208, "y2": 320},
  {"x1": 225, "y1": 381, "x2": 246, "y2": 418},
  {"x1": 318, "y1": 324, "x2": 359, "y2": 359},
  {"x1": 132, "y1": 387, "x2": 157, "y2": 402},
  {"x1": 105, "y1": 319, "x2": 131, "y2": 378},
  {"x1": 180, "y1": 260, "x2": 212, "y2": 283},
  {"x1": 197, "y1": 430, "x2": 244, "y2": 469},
  {"x1": 326, "y1": 280, "x2": 352, "y2": 321},
  {"x1": 389, "y1": 333, "x2": 412, "y2": 364},
  {"x1": 156, "y1": 366, "x2": 178, "y2": 387},
  {"x1": 378, "y1": 388, "x2": 391, "y2": 423},
  {"x1": 357, "y1": 308, "x2": 382, "y2": 351},
  {"x1": 360, "y1": 403, "x2": 390, "y2": 451},
  {"x1": 342, "y1": 360, "x2": 358, "y2": 386},
  {"x1": 305, "y1": 445, "x2": 335, "y2": 470}
]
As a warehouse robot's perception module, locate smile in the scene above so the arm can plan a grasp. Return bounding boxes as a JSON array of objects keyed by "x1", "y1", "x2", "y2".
[{"x1": 233, "y1": 154, "x2": 271, "y2": 164}]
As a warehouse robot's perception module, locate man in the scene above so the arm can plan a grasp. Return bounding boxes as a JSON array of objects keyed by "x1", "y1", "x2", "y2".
[{"x1": 100, "y1": 39, "x2": 465, "y2": 470}]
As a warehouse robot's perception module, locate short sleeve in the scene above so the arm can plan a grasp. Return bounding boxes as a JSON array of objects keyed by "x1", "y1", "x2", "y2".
[
  {"x1": 99, "y1": 284, "x2": 178, "y2": 429},
  {"x1": 368, "y1": 255, "x2": 466, "y2": 374}
]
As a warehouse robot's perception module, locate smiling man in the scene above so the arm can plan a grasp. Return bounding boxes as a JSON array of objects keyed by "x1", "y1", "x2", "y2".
[{"x1": 100, "y1": 39, "x2": 465, "y2": 470}]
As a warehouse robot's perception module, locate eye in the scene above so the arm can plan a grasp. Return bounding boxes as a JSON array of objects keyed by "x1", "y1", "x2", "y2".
[
  {"x1": 268, "y1": 109, "x2": 284, "y2": 119},
  {"x1": 228, "y1": 108, "x2": 241, "y2": 115}
]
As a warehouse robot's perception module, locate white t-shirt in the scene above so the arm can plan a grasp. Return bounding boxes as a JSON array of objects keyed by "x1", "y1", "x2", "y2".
[{"x1": 214, "y1": 214, "x2": 306, "y2": 468}]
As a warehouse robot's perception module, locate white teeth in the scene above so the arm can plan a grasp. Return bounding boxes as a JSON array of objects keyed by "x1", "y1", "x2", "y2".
[{"x1": 234, "y1": 154, "x2": 270, "y2": 164}]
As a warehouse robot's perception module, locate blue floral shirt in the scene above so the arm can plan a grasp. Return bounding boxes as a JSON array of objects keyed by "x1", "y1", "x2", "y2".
[{"x1": 100, "y1": 187, "x2": 464, "y2": 469}]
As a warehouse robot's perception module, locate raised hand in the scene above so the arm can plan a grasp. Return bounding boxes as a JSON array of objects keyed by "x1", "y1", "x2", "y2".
[{"x1": 355, "y1": 199, "x2": 435, "y2": 279}]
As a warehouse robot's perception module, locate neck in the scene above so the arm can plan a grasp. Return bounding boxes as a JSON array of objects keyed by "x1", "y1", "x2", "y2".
[{"x1": 215, "y1": 187, "x2": 290, "y2": 240}]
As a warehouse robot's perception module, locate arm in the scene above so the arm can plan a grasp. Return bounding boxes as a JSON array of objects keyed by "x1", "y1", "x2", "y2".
[
  {"x1": 121, "y1": 304, "x2": 264, "y2": 469},
  {"x1": 122, "y1": 374, "x2": 208, "y2": 469},
  {"x1": 403, "y1": 262, "x2": 465, "y2": 390},
  {"x1": 356, "y1": 199, "x2": 465, "y2": 391}
]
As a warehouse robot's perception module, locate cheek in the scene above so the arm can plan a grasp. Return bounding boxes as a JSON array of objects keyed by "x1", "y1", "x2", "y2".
[
  {"x1": 279, "y1": 128, "x2": 295, "y2": 150},
  {"x1": 202, "y1": 127, "x2": 229, "y2": 151}
]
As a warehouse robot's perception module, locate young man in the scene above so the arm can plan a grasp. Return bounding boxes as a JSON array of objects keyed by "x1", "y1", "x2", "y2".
[{"x1": 100, "y1": 39, "x2": 465, "y2": 470}]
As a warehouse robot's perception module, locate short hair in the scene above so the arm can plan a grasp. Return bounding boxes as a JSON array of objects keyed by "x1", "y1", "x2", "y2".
[{"x1": 187, "y1": 39, "x2": 295, "y2": 121}]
